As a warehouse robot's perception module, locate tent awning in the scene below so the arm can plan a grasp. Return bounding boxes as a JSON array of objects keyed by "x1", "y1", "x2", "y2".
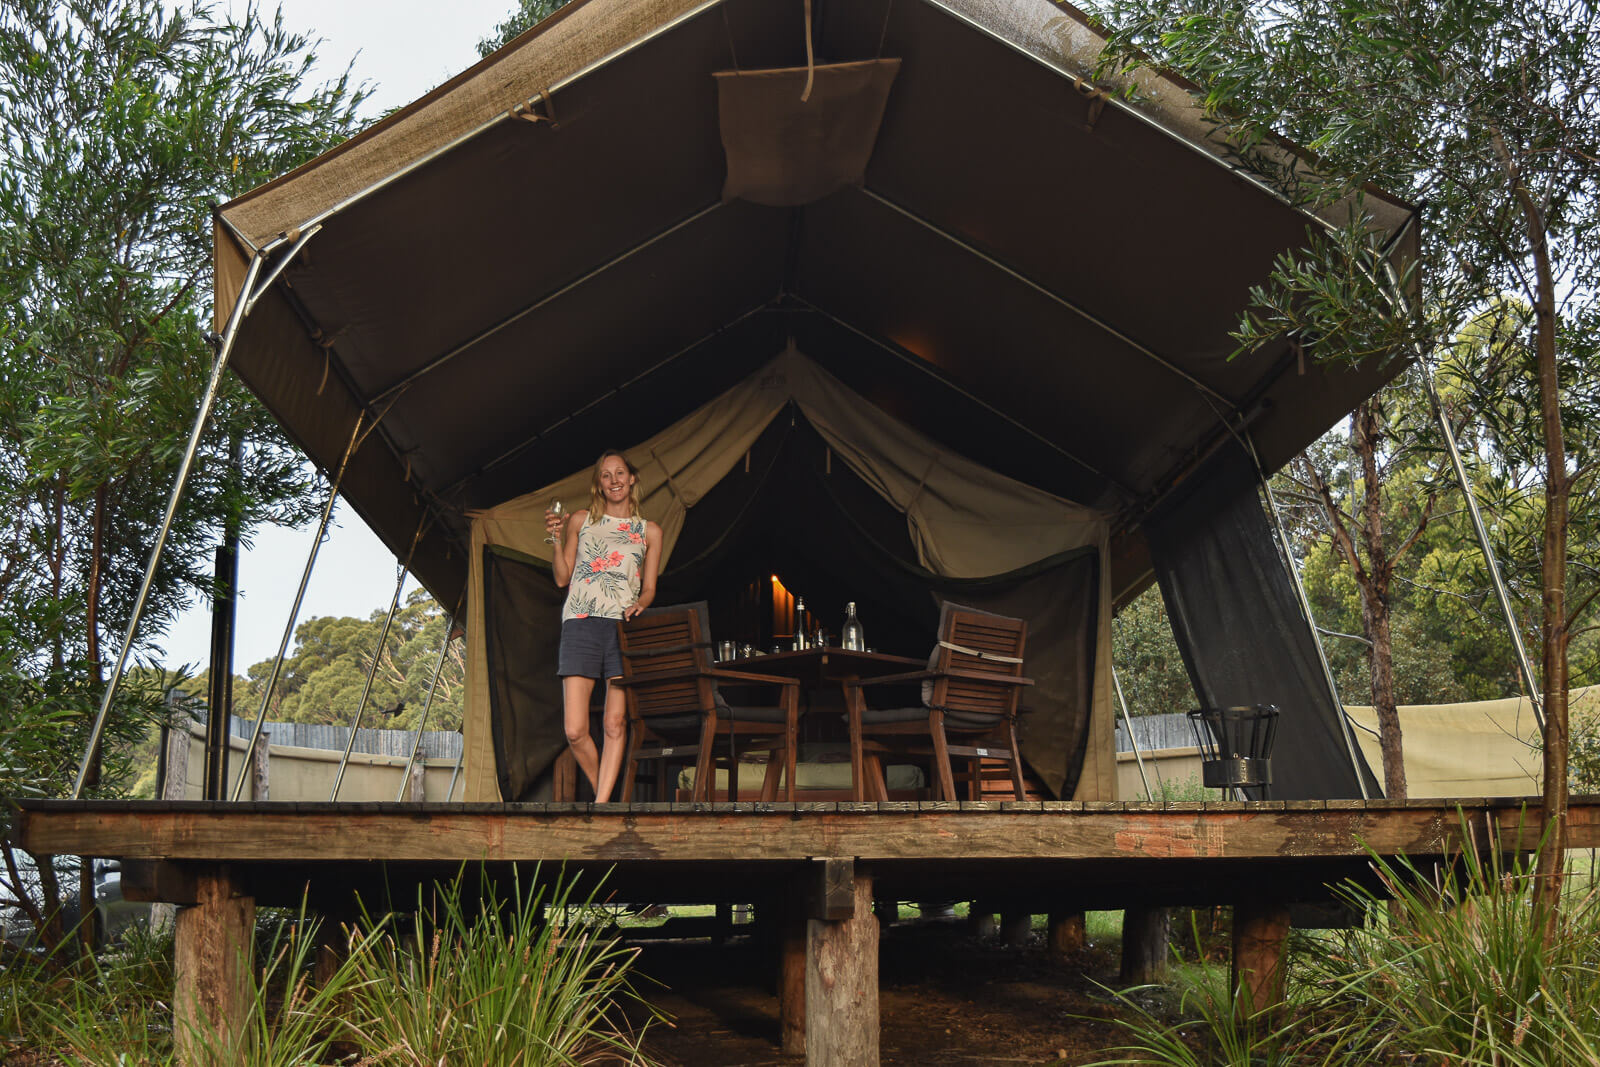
[{"x1": 214, "y1": 0, "x2": 1415, "y2": 610}]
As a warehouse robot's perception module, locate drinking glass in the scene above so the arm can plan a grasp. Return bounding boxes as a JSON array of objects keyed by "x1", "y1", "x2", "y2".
[{"x1": 545, "y1": 499, "x2": 564, "y2": 545}]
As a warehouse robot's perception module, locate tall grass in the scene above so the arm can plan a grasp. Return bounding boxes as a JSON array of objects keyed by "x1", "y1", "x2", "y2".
[
  {"x1": 1306, "y1": 833, "x2": 1600, "y2": 1065},
  {"x1": 3, "y1": 867, "x2": 661, "y2": 1066},
  {"x1": 340, "y1": 866, "x2": 662, "y2": 1066},
  {"x1": 1, "y1": 919, "x2": 176, "y2": 1063},
  {"x1": 1088, "y1": 815, "x2": 1600, "y2": 1066}
]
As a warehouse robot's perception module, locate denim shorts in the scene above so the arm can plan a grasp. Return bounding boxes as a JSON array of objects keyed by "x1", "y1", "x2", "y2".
[{"x1": 557, "y1": 617, "x2": 623, "y2": 679}]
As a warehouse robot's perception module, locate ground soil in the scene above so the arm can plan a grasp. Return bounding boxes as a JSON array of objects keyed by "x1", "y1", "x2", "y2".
[{"x1": 628, "y1": 918, "x2": 1138, "y2": 1066}]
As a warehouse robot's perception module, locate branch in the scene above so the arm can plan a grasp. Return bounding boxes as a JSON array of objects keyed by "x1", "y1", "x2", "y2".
[
  {"x1": 1566, "y1": 584, "x2": 1600, "y2": 631},
  {"x1": 1299, "y1": 457, "x2": 1368, "y2": 584},
  {"x1": 1, "y1": 840, "x2": 47, "y2": 933},
  {"x1": 1389, "y1": 492, "x2": 1439, "y2": 567}
]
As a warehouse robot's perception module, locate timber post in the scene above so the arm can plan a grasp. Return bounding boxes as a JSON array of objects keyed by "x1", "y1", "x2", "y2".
[
  {"x1": 1000, "y1": 911, "x2": 1033, "y2": 945},
  {"x1": 173, "y1": 865, "x2": 254, "y2": 1067},
  {"x1": 779, "y1": 882, "x2": 807, "y2": 1056},
  {"x1": 1047, "y1": 909, "x2": 1086, "y2": 956},
  {"x1": 250, "y1": 728, "x2": 269, "y2": 800},
  {"x1": 1120, "y1": 905, "x2": 1170, "y2": 984},
  {"x1": 806, "y1": 860, "x2": 878, "y2": 1066},
  {"x1": 1231, "y1": 898, "x2": 1291, "y2": 1018},
  {"x1": 967, "y1": 898, "x2": 998, "y2": 938}
]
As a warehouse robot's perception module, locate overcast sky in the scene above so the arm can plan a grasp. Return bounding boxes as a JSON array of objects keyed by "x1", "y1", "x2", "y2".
[{"x1": 160, "y1": 0, "x2": 523, "y2": 672}]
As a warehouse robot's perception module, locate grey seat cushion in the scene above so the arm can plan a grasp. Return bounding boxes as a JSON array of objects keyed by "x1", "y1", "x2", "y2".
[
  {"x1": 642, "y1": 706, "x2": 787, "y2": 735},
  {"x1": 856, "y1": 707, "x2": 1002, "y2": 730}
]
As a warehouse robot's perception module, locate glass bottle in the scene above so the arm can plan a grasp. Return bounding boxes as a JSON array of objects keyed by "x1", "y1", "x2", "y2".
[
  {"x1": 841, "y1": 602, "x2": 865, "y2": 651},
  {"x1": 792, "y1": 596, "x2": 808, "y2": 651}
]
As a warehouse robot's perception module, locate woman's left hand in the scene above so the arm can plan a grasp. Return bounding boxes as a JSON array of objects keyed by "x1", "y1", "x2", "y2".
[{"x1": 623, "y1": 602, "x2": 644, "y2": 620}]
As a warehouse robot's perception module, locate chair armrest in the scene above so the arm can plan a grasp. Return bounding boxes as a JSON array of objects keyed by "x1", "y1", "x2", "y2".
[
  {"x1": 614, "y1": 667, "x2": 803, "y2": 690},
  {"x1": 611, "y1": 668, "x2": 706, "y2": 687},
  {"x1": 845, "y1": 669, "x2": 938, "y2": 687},
  {"x1": 705, "y1": 667, "x2": 802, "y2": 688},
  {"x1": 940, "y1": 668, "x2": 1034, "y2": 687}
]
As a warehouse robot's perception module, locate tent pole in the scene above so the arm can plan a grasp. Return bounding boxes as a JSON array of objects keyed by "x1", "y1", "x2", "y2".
[
  {"x1": 71, "y1": 250, "x2": 265, "y2": 799},
  {"x1": 1112, "y1": 667, "x2": 1154, "y2": 801},
  {"x1": 858, "y1": 187, "x2": 1235, "y2": 408},
  {"x1": 445, "y1": 747, "x2": 466, "y2": 802},
  {"x1": 242, "y1": 225, "x2": 321, "y2": 317},
  {"x1": 394, "y1": 619, "x2": 456, "y2": 802},
  {"x1": 329, "y1": 521, "x2": 425, "y2": 806},
  {"x1": 230, "y1": 413, "x2": 365, "y2": 801},
  {"x1": 1256, "y1": 468, "x2": 1373, "y2": 799},
  {"x1": 1420, "y1": 367, "x2": 1544, "y2": 729}
]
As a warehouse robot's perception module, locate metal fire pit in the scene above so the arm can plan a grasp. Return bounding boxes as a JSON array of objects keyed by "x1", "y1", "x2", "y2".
[{"x1": 1187, "y1": 705, "x2": 1279, "y2": 799}]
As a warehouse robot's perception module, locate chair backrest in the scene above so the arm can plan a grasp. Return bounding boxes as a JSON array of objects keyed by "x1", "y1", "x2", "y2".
[
  {"x1": 928, "y1": 606, "x2": 1027, "y2": 718},
  {"x1": 618, "y1": 607, "x2": 717, "y2": 718}
]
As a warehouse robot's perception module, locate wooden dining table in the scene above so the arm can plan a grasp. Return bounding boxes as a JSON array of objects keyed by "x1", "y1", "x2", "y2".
[{"x1": 718, "y1": 646, "x2": 926, "y2": 800}]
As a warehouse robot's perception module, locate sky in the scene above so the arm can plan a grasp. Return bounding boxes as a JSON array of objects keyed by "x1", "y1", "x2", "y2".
[{"x1": 159, "y1": 0, "x2": 523, "y2": 672}]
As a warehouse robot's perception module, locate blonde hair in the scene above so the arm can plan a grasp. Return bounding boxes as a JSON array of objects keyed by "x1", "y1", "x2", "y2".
[{"x1": 585, "y1": 449, "x2": 643, "y2": 523}]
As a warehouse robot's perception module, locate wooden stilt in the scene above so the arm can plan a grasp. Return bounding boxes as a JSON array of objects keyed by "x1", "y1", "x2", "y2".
[
  {"x1": 173, "y1": 866, "x2": 254, "y2": 1067},
  {"x1": 1047, "y1": 910, "x2": 1086, "y2": 956},
  {"x1": 967, "y1": 897, "x2": 998, "y2": 938},
  {"x1": 1120, "y1": 905, "x2": 1170, "y2": 984},
  {"x1": 1231, "y1": 900, "x2": 1291, "y2": 1018},
  {"x1": 314, "y1": 917, "x2": 345, "y2": 987},
  {"x1": 553, "y1": 750, "x2": 577, "y2": 802},
  {"x1": 999, "y1": 911, "x2": 1032, "y2": 945},
  {"x1": 806, "y1": 870, "x2": 878, "y2": 1066},
  {"x1": 779, "y1": 887, "x2": 807, "y2": 1056}
]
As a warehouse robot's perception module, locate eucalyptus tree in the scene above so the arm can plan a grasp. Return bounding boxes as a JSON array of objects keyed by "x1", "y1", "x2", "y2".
[
  {"x1": 1085, "y1": 0, "x2": 1600, "y2": 932},
  {"x1": 477, "y1": 0, "x2": 571, "y2": 57},
  {"x1": 1278, "y1": 376, "x2": 1451, "y2": 799},
  {"x1": 0, "y1": 0, "x2": 366, "y2": 951}
]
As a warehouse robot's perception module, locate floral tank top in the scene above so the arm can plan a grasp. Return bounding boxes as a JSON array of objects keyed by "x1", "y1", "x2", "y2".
[{"x1": 561, "y1": 513, "x2": 649, "y2": 622}]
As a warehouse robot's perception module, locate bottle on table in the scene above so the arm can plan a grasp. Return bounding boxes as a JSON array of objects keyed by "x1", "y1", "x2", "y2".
[
  {"x1": 792, "y1": 596, "x2": 808, "y2": 651},
  {"x1": 841, "y1": 602, "x2": 865, "y2": 651}
]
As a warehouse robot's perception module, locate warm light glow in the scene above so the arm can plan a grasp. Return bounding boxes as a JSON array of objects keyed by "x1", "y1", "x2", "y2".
[{"x1": 770, "y1": 574, "x2": 795, "y2": 638}]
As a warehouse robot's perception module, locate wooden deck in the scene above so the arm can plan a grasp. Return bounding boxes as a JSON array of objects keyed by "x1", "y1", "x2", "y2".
[{"x1": 18, "y1": 797, "x2": 1599, "y2": 1066}]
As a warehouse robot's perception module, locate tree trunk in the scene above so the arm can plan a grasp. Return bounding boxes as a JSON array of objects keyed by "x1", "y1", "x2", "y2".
[
  {"x1": 1351, "y1": 401, "x2": 1407, "y2": 800},
  {"x1": 1529, "y1": 227, "x2": 1569, "y2": 941},
  {"x1": 1490, "y1": 129, "x2": 1569, "y2": 942}
]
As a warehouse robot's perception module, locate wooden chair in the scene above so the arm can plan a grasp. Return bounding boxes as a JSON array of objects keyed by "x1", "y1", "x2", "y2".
[
  {"x1": 844, "y1": 604, "x2": 1031, "y2": 802},
  {"x1": 616, "y1": 604, "x2": 801, "y2": 802}
]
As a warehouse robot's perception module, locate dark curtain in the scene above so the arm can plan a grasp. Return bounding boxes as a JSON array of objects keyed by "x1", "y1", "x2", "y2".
[
  {"x1": 1144, "y1": 444, "x2": 1380, "y2": 799},
  {"x1": 482, "y1": 545, "x2": 568, "y2": 802},
  {"x1": 480, "y1": 411, "x2": 1101, "y2": 800}
]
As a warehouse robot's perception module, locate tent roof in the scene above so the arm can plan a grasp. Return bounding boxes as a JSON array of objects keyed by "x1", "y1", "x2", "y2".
[{"x1": 215, "y1": 0, "x2": 1414, "y2": 610}]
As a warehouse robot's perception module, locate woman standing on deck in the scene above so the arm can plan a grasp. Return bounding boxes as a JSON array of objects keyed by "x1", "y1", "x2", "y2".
[{"x1": 545, "y1": 450, "x2": 662, "y2": 802}]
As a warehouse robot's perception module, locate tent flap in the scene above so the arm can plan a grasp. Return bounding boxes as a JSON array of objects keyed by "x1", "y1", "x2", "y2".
[{"x1": 1145, "y1": 445, "x2": 1381, "y2": 800}]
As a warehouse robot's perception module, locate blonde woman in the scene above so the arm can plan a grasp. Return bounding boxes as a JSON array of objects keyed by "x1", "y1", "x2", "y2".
[{"x1": 545, "y1": 450, "x2": 662, "y2": 801}]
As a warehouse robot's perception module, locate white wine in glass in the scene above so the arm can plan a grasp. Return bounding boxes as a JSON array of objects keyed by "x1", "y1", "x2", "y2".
[{"x1": 545, "y1": 499, "x2": 565, "y2": 545}]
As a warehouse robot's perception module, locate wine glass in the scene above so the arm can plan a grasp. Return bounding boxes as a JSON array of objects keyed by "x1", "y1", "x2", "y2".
[{"x1": 545, "y1": 498, "x2": 564, "y2": 545}]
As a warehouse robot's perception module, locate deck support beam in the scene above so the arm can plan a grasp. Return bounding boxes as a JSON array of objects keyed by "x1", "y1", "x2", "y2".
[
  {"x1": 806, "y1": 867, "x2": 878, "y2": 1066},
  {"x1": 173, "y1": 866, "x2": 255, "y2": 1067},
  {"x1": 1231, "y1": 899, "x2": 1291, "y2": 1017}
]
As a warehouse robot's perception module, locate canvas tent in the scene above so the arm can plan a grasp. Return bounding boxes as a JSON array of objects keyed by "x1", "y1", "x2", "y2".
[{"x1": 210, "y1": 0, "x2": 1409, "y2": 802}]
